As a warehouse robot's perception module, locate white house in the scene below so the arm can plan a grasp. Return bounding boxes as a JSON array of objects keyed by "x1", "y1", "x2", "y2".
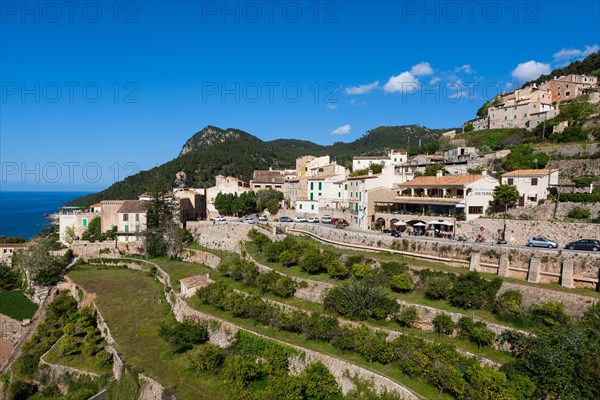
[
  {"x1": 501, "y1": 169, "x2": 559, "y2": 206},
  {"x1": 352, "y1": 150, "x2": 408, "y2": 171}
]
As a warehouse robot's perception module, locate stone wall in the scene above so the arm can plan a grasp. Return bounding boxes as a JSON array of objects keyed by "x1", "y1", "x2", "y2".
[
  {"x1": 189, "y1": 222, "x2": 253, "y2": 252},
  {"x1": 0, "y1": 314, "x2": 24, "y2": 343},
  {"x1": 547, "y1": 158, "x2": 600, "y2": 178},
  {"x1": 534, "y1": 143, "x2": 600, "y2": 158},
  {"x1": 182, "y1": 249, "x2": 221, "y2": 269}
]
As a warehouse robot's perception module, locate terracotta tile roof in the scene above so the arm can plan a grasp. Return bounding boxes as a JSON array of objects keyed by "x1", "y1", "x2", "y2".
[
  {"x1": 252, "y1": 170, "x2": 285, "y2": 184},
  {"x1": 502, "y1": 169, "x2": 558, "y2": 177},
  {"x1": 117, "y1": 200, "x2": 147, "y2": 214},
  {"x1": 353, "y1": 155, "x2": 388, "y2": 160},
  {"x1": 307, "y1": 173, "x2": 339, "y2": 180},
  {"x1": 399, "y1": 175, "x2": 487, "y2": 187},
  {"x1": 348, "y1": 174, "x2": 381, "y2": 180},
  {"x1": 180, "y1": 274, "x2": 212, "y2": 289}
]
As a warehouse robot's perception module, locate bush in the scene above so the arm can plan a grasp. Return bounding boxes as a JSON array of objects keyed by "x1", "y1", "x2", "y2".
[
  {"x1": 158, "y1": 320, "x2": 209, "y2": 353},
  {"x1": 433, "y1": 313, "x2": 455, "y2": 335},
  {"x1": 8, "y1": 380, "x2": 37, "y2": 400},
  {"x1": 221, "y1": 355, "x2": 262, "y2": 387},
  {"x1": 559, "y1": 193, "x2": 600, "y2": 203},
  {"x1": 567, "y1": 206, "x2": 591, "y2": 220},
  {"x1": 299, "y1": 249, "x2": 324, "y2": 274},
  {"x1": 327, "y1": 260, "x2": 350, "y2": 279},
  {"x1": 448, "y1": 272, "x2": 502, "y2": 310},
  {"x1": 82, "y1": 341, "x2": 99, "y2": 357},
  {"x1": 529, "y1": 301, "x2": 570, "y2": 327},
  {"x1": 457, "y1": 317, "x2": 496, "y2": 348},
  {"x1": 95, "y1": 349, "x2": 112, "y2": 365},
  {"x1": 493, "y1": 290, "x2": 523, "y2": 320},
  {"x1": 40, "y1": 383, "x2": 61, "y2": 397},
  {"x1": 300, "y1": 362, "x2": 341, "y2": 400},
  {"x1": 390, "y1": 274, "x2": 414, "y2": 293},
  {"x1": 396, "y1": 306, "x2": 419, "y2": 327},
  {"x1": 186, "y1": 343, "x2": 225, "y2": 372},
  {"x1": 425, "y1": 275, "x2": 453, "y2": 300},
  {"x1": 324, "y1": 279, "x2": 399, "y2": 320}
]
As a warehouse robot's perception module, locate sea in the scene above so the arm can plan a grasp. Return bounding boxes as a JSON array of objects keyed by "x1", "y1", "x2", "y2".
[{"x1": 0, "y1": 192, "x2": 90, "y2": 239}]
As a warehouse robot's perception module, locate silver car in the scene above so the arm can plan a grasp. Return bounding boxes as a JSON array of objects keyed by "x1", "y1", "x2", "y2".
[{"x1": 527, "y1": 236, "x2": 558, "y2": 249}]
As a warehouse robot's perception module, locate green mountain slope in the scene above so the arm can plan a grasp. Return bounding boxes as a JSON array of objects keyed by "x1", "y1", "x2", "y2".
[{"x1": 67, "y1": 125, "x2": 452, "y2": 207}]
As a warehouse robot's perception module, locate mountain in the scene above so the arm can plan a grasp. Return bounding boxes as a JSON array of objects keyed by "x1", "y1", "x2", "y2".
[{"x1": 66, "y1": 125, "x2": 452, "y2": 207}]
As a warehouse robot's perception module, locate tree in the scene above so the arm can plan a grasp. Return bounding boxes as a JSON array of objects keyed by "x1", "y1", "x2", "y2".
[
  {"x1": 186, "y1": 343, "x2": 225, "y2": 372},
  {"x1": 529, "y1": 301, "x2": 570, "y2": 327},
  {"x1": 81, "y1": 216, "x2": 101, "y2": 241},
  {"x1": 146, "y1": 173, "x2": 174, "y2": 230},
  {"x1": 425, "y1": 275, "x2": 453, "y2": 300},
  {"x1": 0, "y1": 262, "x2": 21, "y2": 290},
  {"x1": 390, "y1": 274, "x2": 414, "y2": 292},
  {"x1": 493, "y1": 290, "x2": 523, "y2": 320},
  {"x1": 231, "y1": 191, "x2": 256, "y2": 216},
  {"x1": 433, "y1": 313, "x2": 456, "y2": 335},
  {"x1": 214, "y1": 192, "x2": 235, "y2": 215},
  {"x1": 464, "y1": 123, "x2": 474, "y2": 133},
  {"x1": 324, "y1": 279, "x2": 399, "y2": 320},
  {"x1": 256, "y1": 189, "x2": 283, "y2": 213},
  {"x1": 396, "y1": 306, "x2": 419, "y2": 327},
  {"x1": 300, "y1": 362, "x2": 341, "y2": 400},
  {"x1": 502, "y1": 144, "x2": 548, "y2": 171},
  {"x1": 64, "y1": 226, "x2": 76, "y2": 244},
  {"x1": 448, "y1": 272, "x2": 502, "y2": 310},
  {"x1": 165, "y1": 223, "x2": 192, "y2": 259},
  {"x1": 12, "y1": 238, "x2": 68, "y2": 286},
  {"x1": 492, "y1": 184, "x2": 520, "y2": 211}
]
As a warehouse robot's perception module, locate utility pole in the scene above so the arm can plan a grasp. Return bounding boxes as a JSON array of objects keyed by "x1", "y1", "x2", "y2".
[{"x1": 553, "y1": 185, "x2": 560, "y2": 220}]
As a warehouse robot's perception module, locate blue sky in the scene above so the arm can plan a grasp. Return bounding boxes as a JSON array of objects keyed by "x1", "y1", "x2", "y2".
[{"x1": 1, "y1": 0, "x2": 599, "y2": 191}]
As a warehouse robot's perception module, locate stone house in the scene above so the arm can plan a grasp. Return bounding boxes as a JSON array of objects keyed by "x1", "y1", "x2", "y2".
[
  {"x1": 501, "y1": 169, "x2": 559, "y2": 206},
  {"x1": 205, "y1": 175, "x2": 251, "y2": 216},
  {"x1": 116, "y1": 200, "x2": 147, "y2": 242},
  {"x1": 540, "y1": 74, "x2": 598, "y2": 104},
  {"x1": 250, "y1": 169, "x2": 285, "y2": 192}
]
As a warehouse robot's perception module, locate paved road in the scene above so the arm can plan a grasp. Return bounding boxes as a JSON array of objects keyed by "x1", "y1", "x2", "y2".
[{"x1": 231, "y1": 218, "x2": 599, "y2": 256}]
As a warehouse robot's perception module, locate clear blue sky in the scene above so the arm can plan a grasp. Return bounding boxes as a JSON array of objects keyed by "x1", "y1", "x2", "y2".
[{"x1": 1, "y1": 0, "x2": 599, "y2": 191}]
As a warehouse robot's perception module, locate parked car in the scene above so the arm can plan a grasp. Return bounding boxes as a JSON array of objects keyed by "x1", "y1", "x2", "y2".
[
  {"x1": 527, "y1": 236, "x2": 558, "y2": 249},
  {"x1": 244, "y1": 218, "x2": 255, "y2": 224},
  {"x1": 278, "y1": 216, "x2": 293, "y2": 222},
  {"x1": 333, "y1": 219, "x2": 349, "y2": 229},
  {"x1": 294, "y1": 216, "x2": 307, "y2": 222},
  {"x1": 320, "y1": 215, "x2": 332, "y2": 224},
  {"x1": 565, "y1": 239, "x2": 600, "y2": 251},
  {"x1": 307, "y1": 217, "x2": 319, "y2": 223},
  {"x1": 258, "y1": 215, "x2": 268, "y2": 222},
  {"x1": 213, "y1": 215, "x2": 226, "y2": 222}
]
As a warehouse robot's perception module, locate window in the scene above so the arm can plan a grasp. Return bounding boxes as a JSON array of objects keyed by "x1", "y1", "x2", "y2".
[
  {"x1": 299, "y1": 204, "x2": 302, "y2": 209},
  {"x1": 318, "y1": 182, "x2": 322, "y2": 190},
  {"x1": 344, "y1": 184, "x2": 348, "y2": 190},
  {"x1": 531, "y1": 178, "x2": 538, "y2": 186},
  {"x1": 310, "y1": 193, "x2": 313, "y2": 200},
  {"x1": 565, "y1": 91, "x2": 570, "y2": 96},
  {"x1": 123, "y1": 214, "x2": 129, "y2": 222},
  {"x1": 82, "y1": 218, "x2": 87, "y2": 227},
  {"x1": 524, "y1": 113, "x2": 527, "y2": 118},
  {"x1": 507, "y1": 178, "x2": 514, "y2": 185},
  {"x1": 514, "y1": 115, "x2": 517, "y2": 119},
  {"x1": 125, "y1": 225, "x2": 129, "y2": 233},
  {"x1": 338, "y1": 192, "x2": 341, "y2": 198},
  {"x1": 468, "y1": 206, "x2": 483, "y2": 215},
  {"x1": 311, "y1": 205, "x2": 314, "y2": 210},
  {"x1": 504, "y1": 116, "x2": 507, "y2": 120},
  {"x1": 310, "y1": 182, "x2": 314, "y2": 190},
  {"x1": 135, "y1": 214, "x2": 139, "y2": 222}
]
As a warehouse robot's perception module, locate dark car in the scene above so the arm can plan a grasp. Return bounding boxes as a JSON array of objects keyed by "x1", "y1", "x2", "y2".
[
  {"x1": 565, "y1": 239, "x2": 600, "y2": 252},
  {"x1": 333, "y1": 219, "x2": 349, "y2": 229},
  {"x1": 391, "y1": 230, "x2": 401, "y2": 238},
  {"x1": 278, "y1": 216, "x2": 293, "y2": 222}
]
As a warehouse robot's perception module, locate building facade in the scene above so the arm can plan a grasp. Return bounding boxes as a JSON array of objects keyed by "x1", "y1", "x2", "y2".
[{"x1": 501, "y1": 169, "x2": 559, "y2": 206}]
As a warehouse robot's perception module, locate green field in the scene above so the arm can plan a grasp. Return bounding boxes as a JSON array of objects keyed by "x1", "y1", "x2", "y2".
[
  {"x1": 67, "y1": 264, "x2": 229, "y2": 400},
  {"x1": 0, "y1": 290, "x2": 38, "y2": 320},
  {"x1": 150, "y1": 257, "x2": 211, "y2": 291}
]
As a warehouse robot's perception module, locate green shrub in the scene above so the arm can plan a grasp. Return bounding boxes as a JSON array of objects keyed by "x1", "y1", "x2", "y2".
[
  {"x1": 529, "y1": 301, "x2": 570, "y2": 327},
  {"x1": 158, "y1": 320, "x2": 209, "y2": 353},
  {"x1": 299, "y1": 249, "x2": 324, "y2": 274},
  {"x1": 39, "y1": 383, "x2": 61, "y2": 397},
  {"x1": 300, "y1": 362, "x2": 341, "y2": 400},
  {"x1": 493, "y1": 290, "x2": 523, "y2": 320},
  {"x1": 425, "y1": 275, "x2": 453, "y2": 300},
  {"x1": 390, "y1": 274, "x2": 414, "y2": 293},
  {"x1": 396, "y1": 306, "x2": 419, "y2": 327},
  {"x1": 324, "y1": 279, "x2": 399, "y2": 321},
  {"x1": 433, "y1": 313, "x2": 455, "y2": 335},
  {"x1": 448, "y1": 272, "x2": 502, "y2": 310},
  {"x1": 82, "y1": 341, "x2": 99, "y2": 357},
  {"x1": 8, "y1": 380, "x2": 37, "y2": 400},
  {"x1": 352, "y1": 263, "x2": 375, "y2": 279},
  {"x1": 559, "y1": 193, "x2": 600, "y2": 203},
  {"x1": 221, "y1": 355, "x2": 262, "y2": 387},
  {"x1": 95, "y1": 349, "x2": 112, "y2": 365},
  {"x1": 326, "y1": 260, "x2": 350, "y2": 279},
  {"x1": 457, "y1": 317, "x2": 496, "y2": 348},
  {"x1": 567, "y1": 206, "x2": 591, "y2": 220},
  {"x1": 186, "y1": 343, "x2": 225, "y2": 372}
]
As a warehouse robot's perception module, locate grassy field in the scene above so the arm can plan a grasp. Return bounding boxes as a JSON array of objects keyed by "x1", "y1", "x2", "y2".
[
  {"x1": 68, "y1": 264, "x2": 230, "y2": 400},
  {"x1": 150, "y1": 257, "x2": 211, "y2": 291},
  {"x1": 43, "y1": 338, "x2": 113, "y2": 375},
  {"x1": 0, "y1": 290, "x2": 38, "y2": 320}
]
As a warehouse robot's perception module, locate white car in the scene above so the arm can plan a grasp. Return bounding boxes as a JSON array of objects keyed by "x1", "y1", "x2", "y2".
[
  {"x1": 320, "y1": 215, "x2": 332, "y2": 224},
  {"x1": 245, "y1": 218, "x2": 255, "y2": 224},
  {"x1": 307, "y1": 217, "x2": 319, "y2": 223},
  {"x1": 258, "y1": 215, "x2": 268, "y2": 221},
  {"x1": 294, "y1": 216, "x2": 307, "y2": 222},
  {"x1": 213, "y1": 215, "x2": 226, "y2": 222}
]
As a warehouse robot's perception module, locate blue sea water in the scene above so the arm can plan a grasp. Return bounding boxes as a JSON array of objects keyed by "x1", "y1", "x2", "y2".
[{"x1": 0, "y1": 192, "x2": 90, "y2": 239}]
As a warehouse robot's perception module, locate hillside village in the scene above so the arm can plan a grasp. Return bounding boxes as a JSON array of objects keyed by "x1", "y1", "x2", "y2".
[{"x1": 55, "y1": 74, "x2": 600, "y2": 247}]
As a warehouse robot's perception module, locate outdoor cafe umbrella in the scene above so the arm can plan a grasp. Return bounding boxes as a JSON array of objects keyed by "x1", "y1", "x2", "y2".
[
  {"x1": 393, "y1": 220, "x2": 406, "y2": 226},
  {"x1": 412, "y1": 222, "x2": 426, "y2": 227},
  {"x1": 428, "y1": 220, "x2": 453, "y2": 226}
]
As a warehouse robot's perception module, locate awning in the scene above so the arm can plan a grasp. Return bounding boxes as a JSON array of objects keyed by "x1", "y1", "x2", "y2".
[
  {"x1": 456, "y1": 203, "x2": 466, "y2": 208},
  {"x1": 393, "y1": 220, "x2": 406, "y2": 226},
  {"x1": 412, "y1": 222, "x2": 426, "y2": 227},
  {"x1": 528, "y1": 192, "x2": 538, "y2": 197},
  {"x1": 428, "y1": 220, "x2": 454, "y2": 226}
]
